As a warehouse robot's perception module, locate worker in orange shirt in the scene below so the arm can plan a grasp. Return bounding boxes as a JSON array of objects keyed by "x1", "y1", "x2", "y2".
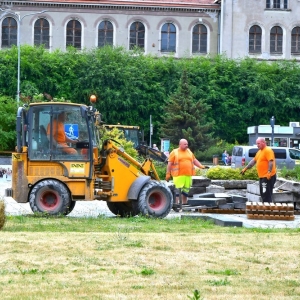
[
  {"x1": 165, "y1": 139, "x2": 208, "y2": 205},
  {"x1": 240, "y1": 137, "x2": 276, "y2": 202},
  {"x1": 47, "y1": 111, "x2": 78, "y2": 155}
]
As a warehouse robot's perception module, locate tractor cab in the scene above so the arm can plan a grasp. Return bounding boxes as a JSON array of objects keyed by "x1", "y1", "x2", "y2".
[{"x1": 17, "y1": 103, "x2": 98, "y2": 163}]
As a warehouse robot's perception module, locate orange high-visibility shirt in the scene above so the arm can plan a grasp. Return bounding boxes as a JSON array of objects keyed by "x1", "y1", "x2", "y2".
[
  {"x1": 47, "y1": 120, "x2": 66, "y2": 143},
  {"x1": 254, "y1": 147, "x2": 276, "y2": 178},
  {"x1": 168, "y1": 148, "x2": 196, "y2": 177}
]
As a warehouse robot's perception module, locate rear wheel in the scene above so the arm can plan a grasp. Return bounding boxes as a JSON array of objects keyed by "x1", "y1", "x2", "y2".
[
  {"x1": 29, "y1": 180, "x2": 71, "y2": 215},
  {"x1": 136, "y1": 181, "x2": 173, "y2": 218},
  {"x1": 106, "y1": 201, "x2": 139, "y2": 217}
]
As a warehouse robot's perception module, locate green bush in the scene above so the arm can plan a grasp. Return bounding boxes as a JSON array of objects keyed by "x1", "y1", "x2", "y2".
[
  {"x1": 156, "y1": 164, "x2": 258, "y2": 181},
  {"x1": 205, "y1": 166, "x2": 259, "y2": 180},
  {"x1": 279, "y1": 166, "x2": 300, "y2": 181},
  {"x1": 153, "y1": 162, "x2": 167, "y2": 180}
]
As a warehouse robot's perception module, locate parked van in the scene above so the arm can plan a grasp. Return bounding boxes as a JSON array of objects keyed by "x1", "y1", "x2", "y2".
[{"x1": 231, "y1": 146, "x2": 300, "y2": 169}]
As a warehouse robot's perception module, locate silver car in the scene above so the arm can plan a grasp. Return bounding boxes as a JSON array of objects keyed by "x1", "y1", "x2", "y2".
[{"x1": 231, "y1": 146, "x2": 300, "y2": 169}]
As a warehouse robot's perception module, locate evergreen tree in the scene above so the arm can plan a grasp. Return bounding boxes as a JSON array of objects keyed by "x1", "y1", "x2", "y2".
[{"x1": 160, "y1": 70, "x2": 215, "y2": 153}]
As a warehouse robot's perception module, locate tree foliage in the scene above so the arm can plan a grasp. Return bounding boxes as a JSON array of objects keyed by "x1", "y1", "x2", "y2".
[
  {"x1": 160, "y1": 70, "x2": 215, "y2": 152},
  {"x1": 0, "y1": 95, "x2": 18, "y2": 150},
  {"x1": 99, "y1": 126, "x2": 138, "y2": 158},
  {"x1": 1, "y1": 45, "x2": 300, "y2": 151}
]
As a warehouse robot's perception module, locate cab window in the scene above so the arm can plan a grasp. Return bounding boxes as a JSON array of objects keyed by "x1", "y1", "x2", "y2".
[{"x1": 28, "y1": 105, "x2": 90, "y2": 161}]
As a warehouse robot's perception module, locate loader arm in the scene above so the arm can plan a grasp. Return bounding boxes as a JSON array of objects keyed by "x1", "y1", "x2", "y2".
[{"x1": 110, "y1": 141, "x2": 160, "y2": 180}]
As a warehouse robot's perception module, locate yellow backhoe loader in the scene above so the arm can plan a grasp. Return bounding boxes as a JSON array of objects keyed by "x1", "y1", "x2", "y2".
[{"x1": 5, "y1": 99, "x2": 173, "y2": 218}]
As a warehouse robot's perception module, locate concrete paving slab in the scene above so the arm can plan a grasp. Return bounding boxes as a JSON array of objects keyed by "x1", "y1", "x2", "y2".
[
  {"x1": 180, "y1": 212, "x2": 300, "y2": 228},
  {"x1": 247, "y1": 183, "x2": 260, "y2": 194},
  {"x1": 225, "y1": 214, "x2": 300, "y2": 229},
  {"x1": 206, "y1": 185, "x2": 225, "y2": 193},
  {"x1": 182, "y1": 214, "x2": 243, "y2": 227},
  {"x1": 246, "y1": 192, "x2": 261, "y2": 202}
]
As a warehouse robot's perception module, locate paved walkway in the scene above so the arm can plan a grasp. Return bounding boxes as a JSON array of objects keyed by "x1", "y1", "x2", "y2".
[{"x1": 1, "y1": 177, "x2": 300, "y2": 228}]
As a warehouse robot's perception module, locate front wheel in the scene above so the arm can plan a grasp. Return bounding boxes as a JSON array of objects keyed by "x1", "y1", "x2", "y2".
[
  {"x1": 136, "y1": 181, "x2": 173, "y2": 218},
  {"x1": 29, "y1": 179, "x2": 71, "y2": 215},
  {"x1": 106, "y1": 201, "x2": 140, "y2": 217},
  {"x1": 67, "y1": 200, "x2": 76, "y2": 214}
]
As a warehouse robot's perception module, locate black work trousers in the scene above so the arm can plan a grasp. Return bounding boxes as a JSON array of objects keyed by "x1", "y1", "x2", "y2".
[{"x1": 259, "y1": 174, "x2": 277, "y2": 203}]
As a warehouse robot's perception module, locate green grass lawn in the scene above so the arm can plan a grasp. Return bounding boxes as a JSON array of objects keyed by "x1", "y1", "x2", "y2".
[{"x1": 1, "y1": 215, "x2": 300, "y2": 299}]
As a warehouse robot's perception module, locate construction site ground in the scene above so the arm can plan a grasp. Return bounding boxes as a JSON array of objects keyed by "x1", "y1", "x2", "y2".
[{"x1": 1, "y1": 176, "x2": 300, "y2": 229}]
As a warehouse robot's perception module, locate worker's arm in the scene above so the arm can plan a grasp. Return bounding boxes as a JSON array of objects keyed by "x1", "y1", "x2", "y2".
[
  {"x1": 65, "y1": 136, "x2": 77, "y2": 144},
  {"x1": 268, "y1": 160, "x2": 274, "y2": 172},
  {"x1": 193, "y1": 158, "x2": 209, "y2": 169},
  {"x1": 165, "y1": 161, "x2": 172, "y2": 181},
  {"x1": 266, "y1": 160, "x2": 274, "y2": 180},
  {"x1": 166, "y1": 161, "x2": 172, "y2": 174},
  {"x1": 240, "y1": 159, "x2": 256, "y2": 175}
]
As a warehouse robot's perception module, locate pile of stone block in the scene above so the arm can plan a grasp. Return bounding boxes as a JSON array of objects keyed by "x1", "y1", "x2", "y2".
[
  {"x1": 244, "y1": 180, "x2": 300, "y2": 219},
  {"x1": 169, "y1": 176, "x2": 248, "y2": 213},
  {"x1": 184, "y1": 192, "x2": 248, "y2": 213},
  {"x1": 246, "y1": 201, "x2": 294, "y2": 221},
  {"x1": 246, "y1": 182, "x2": 295, "y2": 203},
  {"x1": 246, "y1": 180, "x2": 300, "y2": 212},
  {"x1": 187, "y1": 176, "x2": 212, "y2": 196},
  {"x1": 168, "y1": 176, "x2": 300, "y2": 216}
]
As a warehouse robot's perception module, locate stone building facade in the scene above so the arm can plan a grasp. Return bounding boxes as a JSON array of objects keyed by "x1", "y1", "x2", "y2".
[
  {"x1": 0, "y1": 0, "x2": 220, "y2": 58},
  {"x1": 221, "y1": 0, "x2": 300, "y2": 61},
  {"x1": 0, "y1": 0, "x2": 299, "y2": 60}
]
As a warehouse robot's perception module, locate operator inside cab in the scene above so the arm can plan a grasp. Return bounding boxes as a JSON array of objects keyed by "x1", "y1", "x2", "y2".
[{"x1": 47, "y1": 111, "x2": 78, "y2": 155}]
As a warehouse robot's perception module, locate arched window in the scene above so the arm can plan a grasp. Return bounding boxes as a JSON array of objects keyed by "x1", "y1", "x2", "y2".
[
  {"x1": 192, "y1": 24, "x2": 207, "y2": 54},
  {"x1": 129, "y1": 22, "x2": 145, "y2": 50},
  {"x1": 66, "y1": 20, "x2": 81, "y2": 49},
  {"x1": 270, "y1": 26, "x2": 283, "y2": 54},
  {"x1": 98, "y1": 20, "x2": 113, "y2": 47},
  {"x1": 34, "y1": 18, "x2": 50, "y2": 49},
  {"x1": 161, "y1": 23, "x2": 176, "y2": 53},
  {"x1": 249, "y1": 25, "x2": 262, "y2": 53},
  {"x1": 2, "y1": 17, "x2": 17, "y2": 48},
  {"x1": 291, "y1": 27, "x2": 300, "y2": 54}
]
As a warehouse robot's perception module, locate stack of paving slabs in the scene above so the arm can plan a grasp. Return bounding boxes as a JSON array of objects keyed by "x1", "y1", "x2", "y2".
[
  {"x1": 187, "y1": 176, "x2": 212, "y2": 196},
  {"x1": 184, "y1": 192, "x2": 248, "y2": 214},
  {"x1": 246, "y1": 202, "x2": 294, "y2": 221}
]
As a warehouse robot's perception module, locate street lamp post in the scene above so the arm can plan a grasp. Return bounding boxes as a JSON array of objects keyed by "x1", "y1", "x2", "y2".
[
  {"x1": 270, "y1": 116, "x2": 275, "y2": 146},
  {"x1": 0, "y1": 9, "x2": 47, "y2": 103},
  {"x1": 150, "y1": 115, "x2": 153, "y2": 147}
]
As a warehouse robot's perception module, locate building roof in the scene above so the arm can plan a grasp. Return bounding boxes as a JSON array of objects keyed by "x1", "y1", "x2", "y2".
[{"x1": 14, "y1": 0, "x2": 220, "y2": 9}]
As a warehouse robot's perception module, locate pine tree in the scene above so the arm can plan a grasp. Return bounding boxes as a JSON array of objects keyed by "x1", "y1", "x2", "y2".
[{"x1": 160, "y1": 70, "x2": 215, "y2": 152}]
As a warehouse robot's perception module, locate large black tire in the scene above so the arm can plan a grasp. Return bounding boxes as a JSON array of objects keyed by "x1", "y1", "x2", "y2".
[
  {"x1": 29, "y1": 180, "x2": 71, "y2": 215},
  {"x1": 66, "y1": 200, "x2": 76, "y2": 215},
  {"x1": 136, "y1": 181, "x2": 173, "y2": 218},
  {"x1": 106, "y1": 201, "x2": 140, "y2": 217}
]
